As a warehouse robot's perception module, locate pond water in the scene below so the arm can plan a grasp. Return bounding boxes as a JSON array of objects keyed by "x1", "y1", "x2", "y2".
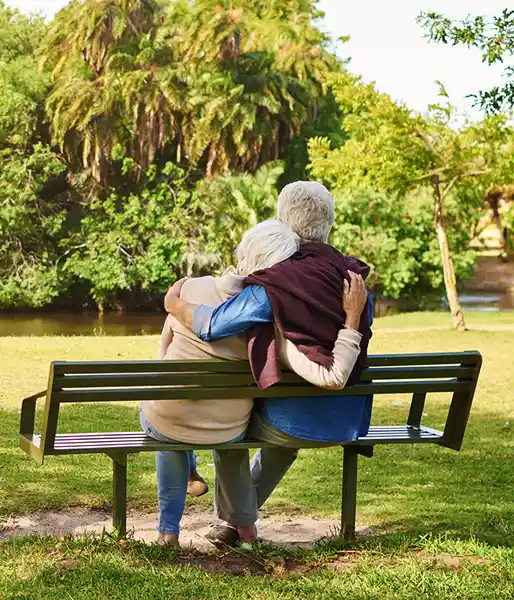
[
  {"x1": 457, "y1": 292, "x2": 514, "y2": 311},
  {"x1": 0, "y1": 311, "x2": 165, "y2": 337},
  {"x1": 0, "y1": 292, "x2": 512, "y2": 337}
]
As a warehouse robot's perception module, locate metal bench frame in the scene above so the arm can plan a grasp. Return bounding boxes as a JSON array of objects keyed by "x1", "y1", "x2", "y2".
[{"x1": 19, "y1": 351, "x2": 482, "y2": 539}]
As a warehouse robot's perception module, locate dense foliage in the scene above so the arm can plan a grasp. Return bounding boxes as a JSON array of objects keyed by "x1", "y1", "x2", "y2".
[
  {"x1": 309, "y1": 73, "x2": 514, "y2": 326},
  {"x1": 0, "y1": 0, "x2": 341, "y2": 310},
  {"x1": 330, "y1": 189, "x2": 476, "y2": 305},
  {"x1": 0, "y1": 1, "x2": 513, "y2": 313}
]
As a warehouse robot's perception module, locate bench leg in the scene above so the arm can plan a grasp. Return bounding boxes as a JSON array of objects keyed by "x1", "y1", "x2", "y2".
[
  {"x1": 111, "y1": 454, "x2": 127, "y2": 537},
  {"x1": 341, "y1": 447, "x2": 358, "y2": 540}
]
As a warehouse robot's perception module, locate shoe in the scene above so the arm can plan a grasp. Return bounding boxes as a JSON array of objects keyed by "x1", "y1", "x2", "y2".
[
  {"x1": 187, "y1": 470, "x2": 209, "y2": 497},
  {"x1": 205, "y1": 525, "x2": 240, "y2": 548}
]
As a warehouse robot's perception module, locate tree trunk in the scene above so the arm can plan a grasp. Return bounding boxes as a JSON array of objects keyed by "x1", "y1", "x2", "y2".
[
  {"x1": 433, "y1": 182, "x2": 467, "y2": 330},
  {"x1": 491, "y1": 202, "x2": 507, "y2": 259}
]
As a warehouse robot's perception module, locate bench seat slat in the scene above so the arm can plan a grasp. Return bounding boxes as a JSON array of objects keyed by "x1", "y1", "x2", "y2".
[
  {"x1": 54, "y1": 366, "x2": 476, "y2": 389},
  {"x1": 23, "y1": 426, "x2": 443, "y2": 455},
  {"x1": 49, "y1": 425, "x2": 433, "y2": 441}
]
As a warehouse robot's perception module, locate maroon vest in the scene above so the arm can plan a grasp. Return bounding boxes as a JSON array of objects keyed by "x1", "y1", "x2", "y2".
[{"x1": 246, "y1": 243, "x2": 372, "y2": 389}]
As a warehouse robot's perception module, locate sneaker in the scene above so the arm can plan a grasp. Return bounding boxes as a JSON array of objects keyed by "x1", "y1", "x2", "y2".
[{"x1": 205, "y1": 525, "x2": 240, "y2": 548}]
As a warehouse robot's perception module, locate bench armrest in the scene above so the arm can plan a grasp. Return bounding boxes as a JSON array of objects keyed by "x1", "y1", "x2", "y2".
[
  {"x1": 20, "y1": 390, "x2": 46, "y2": 434},
  {"x1": 442, "y1": 354, "x2": 482, "y2": 450},
  {"x1": 442, "y1": 391, "x2": 476, "y2": 451},
  {"x1": 19, "y1": 390, "x2": 47, "y2": 464}
]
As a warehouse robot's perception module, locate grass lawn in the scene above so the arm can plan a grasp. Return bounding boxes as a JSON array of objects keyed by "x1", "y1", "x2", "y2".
[
  {"x1": 0, "y1": 534, "x2": 513, "y2": 599},
  {"x1": 0, "y1": 311, "x2": 513, "y2": 598}
]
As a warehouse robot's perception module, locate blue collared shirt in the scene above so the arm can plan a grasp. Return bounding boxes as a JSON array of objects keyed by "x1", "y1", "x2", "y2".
[{"x1": 192, "y1": 286, "x2": 373, "y2": 442}]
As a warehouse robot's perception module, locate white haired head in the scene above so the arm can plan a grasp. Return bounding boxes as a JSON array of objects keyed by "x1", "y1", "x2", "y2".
[
  {"x1": 236, "y1": 219, "x2": 300, "y2": 276},
  {"x1": 277, "y1": 181, "x2": 334, "y2": 243}
]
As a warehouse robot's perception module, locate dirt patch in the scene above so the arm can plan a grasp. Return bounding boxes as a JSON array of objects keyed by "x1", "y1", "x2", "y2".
[
  {"x1": 418, "y1": 552, "x2": 492, "y2": 569},
  {"x1": 174, "y1": 554, "x2": 317, "y2": 576},
  {"x1": 0, "y1": 507, "x2": 110, "y2": 538},
  {"x1": 178, "y1": 553, "x2": 268, "y2": 575},
  {"x1": 0, "y1": 506, "x2": 352, "y2": 551}
]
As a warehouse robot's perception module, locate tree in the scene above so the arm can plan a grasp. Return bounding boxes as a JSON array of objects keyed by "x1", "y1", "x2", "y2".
[
  {"x1": 418, "y1": 9, "x2": 514, "y2": 113},
  {"x1": 190, "y1": 161, "x2": 285, "y2": 266},
  {"x1": 0, "y1": 3, "x2": 74, "y2": 308},
  {"x1": 0, "y1": 143, "x2": 70, "y2": 308},
  {"x1": 329, "y1": 189, "x2": 477, "y2": 306},
  {"x1": 308, "y1": 73, "x2": 514, "y2": 329},
  {"x1": 39, "y1": 0, "x2": 175, "y2": 184},
  {"x1": 63, "y1": 162, "x2": 190, "y2": 311},
  {"x1": 0, "y1": 0, "x2": 347, "y2": 310},
  {"x1": 280, "y1": 89, "x2": 346, "y2": 186},
  {"x1": 39, "y1": 0, "x2": 338, "y2": 186}
]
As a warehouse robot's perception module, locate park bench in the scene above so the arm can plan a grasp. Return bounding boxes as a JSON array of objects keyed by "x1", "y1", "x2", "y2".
[{"x1": 19, "y1": 351, "x2": 482, "y2": 539}]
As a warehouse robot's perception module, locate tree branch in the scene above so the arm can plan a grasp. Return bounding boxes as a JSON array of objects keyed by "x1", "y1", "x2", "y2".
[{"x1": 440, "y1": 176, "x2": 459, "y2": 201}]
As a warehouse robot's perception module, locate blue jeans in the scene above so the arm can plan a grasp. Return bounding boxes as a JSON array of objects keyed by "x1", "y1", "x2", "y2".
[{"x1": 140, "y1": 409, "x2": 244, "y2": 535}]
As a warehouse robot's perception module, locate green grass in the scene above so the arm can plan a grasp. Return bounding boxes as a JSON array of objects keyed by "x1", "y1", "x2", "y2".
[
  {"x1": 0, "y1": 534, "x2": 512, "y2": 599},
  {"x1": 1, "y1": 311, "x2": 513, "y2": 598},
  {"x1": 374, "y1": 310, "x2": 514, "y2": 330}
]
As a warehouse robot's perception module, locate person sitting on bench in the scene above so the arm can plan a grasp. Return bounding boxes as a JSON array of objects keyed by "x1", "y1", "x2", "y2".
[
  {"x1": 141, "y1": 218, "x2": 368, "y2": 546},
  {"x1": 164, "y1": 181, "x2": 372, "y2": 547}
]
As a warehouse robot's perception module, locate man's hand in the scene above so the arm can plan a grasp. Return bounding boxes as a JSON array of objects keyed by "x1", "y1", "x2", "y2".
[
  {"x1": 164, "y1": 277, "x2": 196, "y2": 331},
  {"x1": 342, "y1": 271, "x2": 367, "y2": 331},
  {"x1": 164, "y1": 277, "x2": 188, "y2": 309}
]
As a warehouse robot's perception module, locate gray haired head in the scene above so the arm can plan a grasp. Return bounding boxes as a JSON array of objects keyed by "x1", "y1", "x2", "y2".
[
  {"x1": 236, "y1": 219, "x2": 300, "y2": 276},
  {"x1": 277, "y1": 181, "x2": 334, "y2": 243}
]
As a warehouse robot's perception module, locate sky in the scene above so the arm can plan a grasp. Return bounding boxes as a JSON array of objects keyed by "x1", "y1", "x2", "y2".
[{"x1": 6, "y1": 0, "x2": 509, "y2": 120}]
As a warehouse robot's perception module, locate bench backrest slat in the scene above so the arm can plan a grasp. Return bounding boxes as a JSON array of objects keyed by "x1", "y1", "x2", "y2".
[
  {"x1": 50, "y1": 351, "x2": 480, "y2": 375},
  {"x1": 53, "y1": 379, "x2": 473, "y2": 403},
  {"x1": 52, "y1": 365, "x2": 476, "y2": 390},
  {"x1": 49, "y1": 352, "x2": 481, "y2": 404}
]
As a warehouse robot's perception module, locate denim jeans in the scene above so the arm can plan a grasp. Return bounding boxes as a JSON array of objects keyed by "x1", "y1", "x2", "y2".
[
  {"x1": 214, "y1": 411, "x2": 342, "y2": 526},
  {"x1": 140, "y1": 408, "x2": 245, "y2": 536}
]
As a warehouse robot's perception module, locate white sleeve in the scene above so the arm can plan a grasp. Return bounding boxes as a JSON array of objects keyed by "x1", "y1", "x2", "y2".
[{"x1": 279, "y1": 329, "x2": 362, "y2": 390}]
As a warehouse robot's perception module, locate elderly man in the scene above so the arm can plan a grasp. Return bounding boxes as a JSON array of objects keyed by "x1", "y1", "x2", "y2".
[{"x1": 165, "y1": 181, "x2": 373, "y2": 545}]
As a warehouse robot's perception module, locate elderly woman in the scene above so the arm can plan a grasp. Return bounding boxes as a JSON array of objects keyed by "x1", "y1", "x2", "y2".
[{"x1": 140, "y1": 219, "x2": 367, "y2": 546}]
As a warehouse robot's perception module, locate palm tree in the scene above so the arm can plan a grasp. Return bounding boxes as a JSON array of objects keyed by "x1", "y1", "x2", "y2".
[
  {"x1": 39, "y1": 0, "x2": 160, "y2": 77},
  {"x1": 40, "y1": 0, "x2": 168, "y2": 184},
  {"x1": 176, "y1": 0, "x2": 333, "y2": 175},
  {"x1": 40, "y1": 0, "x2": 339, "y2": 184}
]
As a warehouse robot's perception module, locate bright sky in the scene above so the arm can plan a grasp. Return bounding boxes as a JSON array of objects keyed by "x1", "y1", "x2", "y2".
[
  {"x1": 6, "y1": 0, "x2": 509, "y2": 119},
  {"x1": 318, "y1": 0, "x2": 507, "y2": 120}
]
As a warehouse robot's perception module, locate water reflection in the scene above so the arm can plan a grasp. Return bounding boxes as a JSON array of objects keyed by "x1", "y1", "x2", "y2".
[
  {"x1": 373, "y1": 292, "x2": 514, "y2": 318},
  {"x1": 458, "y1": 293, "x2": 514, "y2": 310}
]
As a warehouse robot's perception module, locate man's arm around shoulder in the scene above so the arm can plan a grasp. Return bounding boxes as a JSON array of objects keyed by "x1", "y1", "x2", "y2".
[{"x1": 164, "y1": 280, "x2": 273, "y2": 342}]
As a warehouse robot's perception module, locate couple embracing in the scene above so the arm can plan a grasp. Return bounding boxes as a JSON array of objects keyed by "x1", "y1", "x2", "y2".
[{"x1": 140, "y1": 181, "x2": 373, "y2": 547}]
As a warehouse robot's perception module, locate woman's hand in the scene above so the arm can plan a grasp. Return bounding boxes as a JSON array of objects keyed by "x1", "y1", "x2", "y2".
[{"x1": 342, "y1": 271, "x2": 367, "y2": 330}]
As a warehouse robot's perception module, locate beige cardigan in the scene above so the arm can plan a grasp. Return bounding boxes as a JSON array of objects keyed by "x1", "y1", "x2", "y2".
[{"x1": 141, "y1": 268, "x2": 362, "y2": 444}]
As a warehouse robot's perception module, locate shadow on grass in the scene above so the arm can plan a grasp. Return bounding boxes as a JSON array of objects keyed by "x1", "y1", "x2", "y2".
[{"x1": 1, "y1": 403, "x2": 513, "y2": 548}]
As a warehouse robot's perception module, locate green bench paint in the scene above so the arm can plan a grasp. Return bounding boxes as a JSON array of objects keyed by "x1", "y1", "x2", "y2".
[{"x1": 19, "y1": 351, "x2": 482, "y2": 539}]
